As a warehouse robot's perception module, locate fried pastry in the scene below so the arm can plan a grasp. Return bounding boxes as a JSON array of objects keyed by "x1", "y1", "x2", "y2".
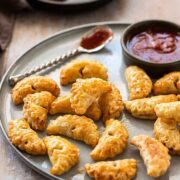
[
  {"x1": 125, "y1": 66, "x2": 152, "y2": 100},
  {"x1": 90, "y1": 119, "x2": 128, "y2": 161},
  {"x1": 99, "y1": 84, "x2": 123, "y2": 121},
  {"x1": 60, "y1": 60, "x2": 108, "y2": 85},
  {"x1": 70, "y1": 78, "x2": 111, "y2": 114},
  {"x1": 49, "y1": 94, "x2": 101, "y2": 121},
  {"x1": 44, "y1": 136, "x2": 79, "y2": 176},
  {"x1": 155, "y1": 101, "x2": 180, "y2": 123},
  {"x1": 178, "y1": 94, "x2": 180, "y2": 100},
  {"x1": 8, "y1": 118, "x2": 46, "y2": 155},
  {"x1": 154, "y1": 118, "x2": 180, "y2": 155},
  {"x1": 131, "y1": 135, "x2": 170, "y2": 177},
  {"x1": 12, "y1": 76, "x2": 60, "y2": 105},
  {"x1": 85, "y1": 159, "x2": 137, "y2": 180},
  {"x1": 154, "y1": 71, "x2": 180, "y2": 95},
  {"x1": 124, "y1": 94, "x2": 177, "y2": 119},
  {"x1": 23, "y1": 91, "x2": 56, "y2": 131},
  {"x1": 46, "y1": 115, "x2": 100, "y2": 147}
]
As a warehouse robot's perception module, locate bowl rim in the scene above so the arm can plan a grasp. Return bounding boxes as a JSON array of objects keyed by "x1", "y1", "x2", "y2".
[{"x1": 121, "y1": 19, "x2": 180, "y2": 66}]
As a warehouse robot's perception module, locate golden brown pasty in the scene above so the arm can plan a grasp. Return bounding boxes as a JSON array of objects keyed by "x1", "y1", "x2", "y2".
[
  {"x1": 49, "y1": 94, "x2": 101, "y2": 121},
  {"x1": 177, "y1": 95, "x2": 180, "y2": 100},
  {"x1": 23, "y1": 91, "x2": 56, "y2": 131},
  {"x1": 12, "y1": 76, "x2": 60, "y2": 105},
  {"x1": 125, "y1": 66, "x2": 152, "y2": 100},
  {"x1": 99, "y1": 84, "x2": 123, "y2": 121},
  {"x1": 46, "y1": 115, "x2": 100, "y2": 147},
  {"x1": 70, "y1": 78, "x2": 111, "y2": 114},
  {"x1": 154, "y1": 118, "x2": 180, "y2": 155},
  {"x1": 155, "y1": 101, "x2": 180, "y2": 123},
  {"x1": 85, "y1": 159, "x2": 137, "y2": 180},
  {"x1": 154, "y1": 71, "x2": 180, "y2": 95},
  {"x1": 90, "y1": 119, "x2": 128, "y2": 161},
  {"x1": 60, "y1": 60, "x2": 108, "y2": 85},
  {"x1": 8, "y1": 118, "x2": 46, "y2": 155},
  {"x1": 124, "y1": 94, "x2": 177, "y2": 119},
  {"x1": 44, "y1": 136, "x2": 79, "y2": 176},
  {"x1": 131, "y1": 135, "x2": 170, "y2": 177}
]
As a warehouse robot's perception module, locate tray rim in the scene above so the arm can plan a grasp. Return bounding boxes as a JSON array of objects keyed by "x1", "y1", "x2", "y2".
[{"x1": 0, "y1": 21, "x2": 130, "y2": 180}]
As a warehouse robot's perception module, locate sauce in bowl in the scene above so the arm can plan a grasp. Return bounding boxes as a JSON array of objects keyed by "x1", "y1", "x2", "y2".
[{"x1": 127, "y1": 29, "x2": 180, "y2": 63}]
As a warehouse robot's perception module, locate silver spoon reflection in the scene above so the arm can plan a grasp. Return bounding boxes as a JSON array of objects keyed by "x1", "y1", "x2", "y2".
[{"x1": 8, "y1": 26, "x2": 113, "y2": 86}]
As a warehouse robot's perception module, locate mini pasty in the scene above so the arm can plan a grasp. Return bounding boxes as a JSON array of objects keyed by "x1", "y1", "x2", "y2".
[
  {"x1": 90, "y1": 119, "x2": 128, "y2": 161},
  {"x1": 49, "y1": 94, "x2": 101, "y2": 121},
  {"x1": 23, "y1": 91, "x2": 56, "y2": 131},
  {"x1": 154, "y1": 118, "x2": 180, "y2": 155},
  {"x1": 178, "y1": 95, "x2": 180, "y2": 100},
  {"x1": 154, "y1": 71, "x2": 180, "y2": 95},
  {"x1": 46, "y1": 115, "x2": 100, "y2": 147},
  {"x1": 125, "y1": 66, "x2": 152, "y2": 100},
  {"x1": 12, "y1": 76, "x2": 60, "y2": 105},
  {"x1": 99, "y1": 84, "x2": 123, "y2": 121},
  {"x1": 131, "y1": 135, "x2": 170, "y2": 177},
  {"x1": 85, "y1": 159, "x2": 137, "y2": 180},
  {"x1": 8, "y1": 118, "x2": 46, "y2": 155},
  {"x1": 44, "y1": 136, "x2": 79, "y2": 176},
  {"x1": 70, "y1": 78, "x2": 111, "y2": 114},
  {"x1": 60, "y1": 60, "x2": 108, "y2": 85},
  {"x1": 124, "y1": 94, "x2": 177, "y2": 119},
  {"x1": 155, "y1": 101, "x2": 180, "y2": 123}
]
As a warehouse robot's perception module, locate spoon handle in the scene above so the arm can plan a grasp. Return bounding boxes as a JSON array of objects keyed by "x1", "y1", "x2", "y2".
[{"x1": 8, "y1": 48, "x2": 81, "y2": 86}]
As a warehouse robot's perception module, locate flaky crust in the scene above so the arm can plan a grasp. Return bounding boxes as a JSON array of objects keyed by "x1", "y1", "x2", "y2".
[
  {"x1": 12, "y1": 76, "x2": 60, "y2": 105},
  {"x1": 154, "y1": 118, "x2": 180, "y2": 155},
  {"x1": 124, "y1": 94, "x2": 177, "y2": 119},
  {"x1": 23, "y1": 91, "x2": 56, "y2": 131},
  {"x1": 155, "y1": 101, "x2": 180, "y2": 123},
  {"x1": 46, "y1": 115, "x2": 100, "y2": 147},
  {"x1": 60, "y1": 60, "x2": 108, "y2": 85},
  {"x1": 70, "y1": 78, "x2": 111, "y2": 114},
  {"x1": 154, "y1": 72, "x2": 180, "y2": 95},
  {"x1": 91, "y1": 119, "x2": 128, "y2": 161},
  {"x1": 131, "y1": 135, "x2": 170, "y2": 177},
  {"x1": 85, "y1": 159, "x2": 137, "y2": 180},
  {"x1": 125, "y1": 66, "x2": 152, "y2": 100},
  {"x1": 49, "y1": 94, "x2": 101, "y2": 121},
  {"x1": 44, "y1": 136, "x2": 79, "y2": 176},
  {"x1": 8, "y1": 118, "x2": 46, "y2": 155},
  {"x1": 99, "y1": 84, "x2": 123, "y2": 121}
]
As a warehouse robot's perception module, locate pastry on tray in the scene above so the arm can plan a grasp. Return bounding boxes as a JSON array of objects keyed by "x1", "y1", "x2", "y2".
[
  {"x1": 46, "y1": 115, "x2": 100, "y2": 147},
  {"x1": 12, "y1": 76, "x2": 60, "y2": 105},
  {"x1": 23, "y1": 91, "x2": 56, "y2": 131},
  {"x1": 155, "y1": 101, "x2": 180, "y2": 123},
  {"x1": 90, "y1": 119, "x2": 128, "y2": 161},
  {"x1": 60, "y1": 60, "x2": 108, "y2": 85},
  {"x1": 50, "y1": 94, "x2": 101, "y2": 121},
  {"x1": 154, "y1": 117, "x2": 180, "y2": 155},
  {"x1": 70, "y1": 78, "x2": 111, "y2": 114},
  {"x1": 85, "y1": 159, "x2": 137, "y2": 180},
  {"x1": 44, "y1": 136, "x2": 79, "y2": 176},
  {"x1": 154, "y1": 71, "x2": 180, "y2": 95},
  {"x1": 131, "y1": 135, "x2": 170, "y2": 177},
  {"x1": 99, "y1": 84, "x2": 123, "y2": 121},
  {"x1": 124, "y1": 94, "x2": 177, "y2": 119},
  {"x1": 125, "y1": 66, "x2": 152, "y2": 100},
  {"x1": 8, "y1": 118, "x2": 46, "y2": 155}
]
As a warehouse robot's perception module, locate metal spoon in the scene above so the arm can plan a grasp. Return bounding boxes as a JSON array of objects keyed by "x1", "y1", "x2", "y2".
[{"x1": 8, "y1": 26, "x2": 113, "y2": 86}]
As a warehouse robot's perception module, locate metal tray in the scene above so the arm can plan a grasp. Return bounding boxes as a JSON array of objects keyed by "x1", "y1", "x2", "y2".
[{"x1": 0, "y1": 22, "x2": 179, "y2": 180}]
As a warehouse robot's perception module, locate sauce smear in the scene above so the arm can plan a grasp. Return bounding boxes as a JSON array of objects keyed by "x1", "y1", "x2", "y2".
[
  {"x1": 80, "y1": 28, "x2": 112, "y2": 50},
  {"x1": 127, "y1": 29, "x2": 180, "y2": 63}
]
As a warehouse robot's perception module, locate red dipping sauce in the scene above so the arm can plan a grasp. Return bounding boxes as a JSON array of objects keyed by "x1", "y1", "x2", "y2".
[
  {"x1": 127, "y1": 29, "x2": 180, "y2": 63},
  {"x1": 80, "y1": 28, "x2": 112, "y2": 50}
]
